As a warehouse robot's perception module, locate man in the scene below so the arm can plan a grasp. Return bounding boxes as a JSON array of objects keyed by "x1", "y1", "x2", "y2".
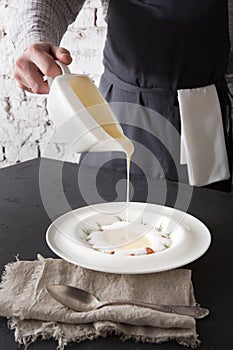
[{"x1": 11, "y1": 0, "x2": 233, "y2": 191}]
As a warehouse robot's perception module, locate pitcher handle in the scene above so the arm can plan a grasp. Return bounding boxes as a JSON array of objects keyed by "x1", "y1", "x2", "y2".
[{"x1": 47, "y1": 60, "x2": 71, "y2": 89}]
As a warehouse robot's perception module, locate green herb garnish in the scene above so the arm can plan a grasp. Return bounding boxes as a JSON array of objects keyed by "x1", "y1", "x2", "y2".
[
  {"x1": 155, "y1": 223, "x2": 163, "y2": 232},
  {"x1": 115, "y1": 216, "x2": 123, "y2": 222},
  {"x1": 139, "y1": 218, "x2": 147, "y2": 225},
  {"x1": 82, "y1": 228, "x2": 93, "y2": 235},
  {"x1": 163, "y1": 243, "x2": 170, "y2": 249}
]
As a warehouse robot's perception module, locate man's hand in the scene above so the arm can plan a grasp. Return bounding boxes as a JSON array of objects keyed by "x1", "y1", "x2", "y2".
[{"x1": 13, "y1": 42, "x2": 72, "y2": 94}]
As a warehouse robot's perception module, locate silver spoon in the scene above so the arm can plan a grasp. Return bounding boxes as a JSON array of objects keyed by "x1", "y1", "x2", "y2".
[{"x1": 46, "y1": 284, "x2": 209, "y2": 319}]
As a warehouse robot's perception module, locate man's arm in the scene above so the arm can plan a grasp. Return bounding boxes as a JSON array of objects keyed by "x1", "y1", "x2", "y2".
[
  {"x1": 10, "y1": 0, "x2": 86, "y2": 94},
  {"x1": 11, "y1": 0, "x2": 86, "y2": 56}
]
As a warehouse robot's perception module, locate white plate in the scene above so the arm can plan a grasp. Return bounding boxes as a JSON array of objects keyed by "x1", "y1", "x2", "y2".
[{"x1": 46, "y1": 202, "x2": 211, "y2": 274}]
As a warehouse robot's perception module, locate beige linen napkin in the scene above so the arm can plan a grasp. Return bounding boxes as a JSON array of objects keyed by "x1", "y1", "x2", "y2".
[
  {"x1": 178, "y1": 84, "x2": 230, "y2": 186},
  {"x1": 0, "y1": 255, "x2": 203, "y2": 349}
]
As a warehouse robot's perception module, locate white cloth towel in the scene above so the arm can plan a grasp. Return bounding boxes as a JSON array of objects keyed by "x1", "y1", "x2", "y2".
[
  {"x1": 178, "y1": 84, "x2": 230, "y2": 186},
  {"x1": 0, "y1": 256, "x2": 203, "y2": 349}
]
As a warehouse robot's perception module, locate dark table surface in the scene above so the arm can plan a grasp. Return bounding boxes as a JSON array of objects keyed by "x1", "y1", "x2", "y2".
[{"x1": 0, "y1": 158, "x2": 233, "y2": 350}]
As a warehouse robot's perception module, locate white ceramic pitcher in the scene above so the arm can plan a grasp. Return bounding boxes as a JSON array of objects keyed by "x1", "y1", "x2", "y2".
[{"x1": 46, "y1": 62, "x2": 134, "y2": 156}]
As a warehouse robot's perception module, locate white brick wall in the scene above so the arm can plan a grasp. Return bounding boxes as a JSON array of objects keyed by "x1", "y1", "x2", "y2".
[{"x1": 0, "y1": 0, "x2": 107, "y2": 168}]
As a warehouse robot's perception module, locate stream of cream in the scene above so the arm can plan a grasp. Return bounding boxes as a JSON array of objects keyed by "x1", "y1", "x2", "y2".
[{"x1": 69, "y1": 75, "x2": 134, "y2": 242}]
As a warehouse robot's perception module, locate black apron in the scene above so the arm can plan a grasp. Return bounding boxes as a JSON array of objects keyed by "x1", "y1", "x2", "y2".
[{"x1": 81, "y1": 0, "x2": 232, "y2": 191}]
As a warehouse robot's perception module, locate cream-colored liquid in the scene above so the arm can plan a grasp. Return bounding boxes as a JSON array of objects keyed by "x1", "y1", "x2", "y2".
[
  {"x1": 116, "y1": 139, "x2": 133, "y2": 226},
  {"x1": 88, "y1": 221, "x2": 172, "y2": 255},
  {"x1": 103, "y1": 225, "x2": 151, "y2": 250},
  {"x1": 69, "y1": 76, "x2": 124, "y2": 139},
  {"x1": 69, "y1": 75, "x2": 134, "y2": 241},
  {"x1": 120, "y1": 236, "x2": 150, "y2": 250},
  {"x1": 126, "y1": 156, "x2": 130, "y2": 222}
]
